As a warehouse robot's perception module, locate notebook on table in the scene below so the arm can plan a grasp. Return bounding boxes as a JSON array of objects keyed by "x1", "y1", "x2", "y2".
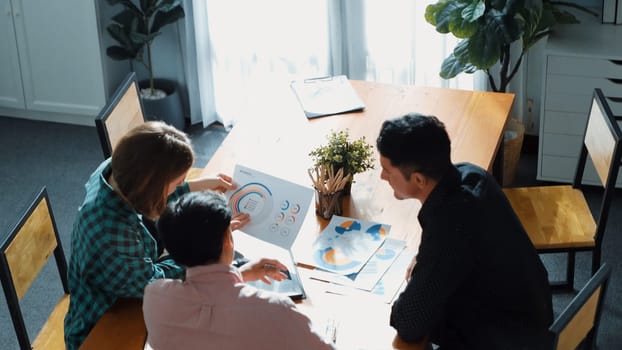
[{"x1": 226, "y1": 164, "x2": 314, "y2": 300}]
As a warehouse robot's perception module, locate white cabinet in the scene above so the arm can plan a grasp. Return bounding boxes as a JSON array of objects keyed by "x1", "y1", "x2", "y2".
[
  {"x1": 0, "y1": 0, "x2": 24, "y2": 109},
  {"x1": 0, "y1": 0, "x2": 106, "y2": 125},
  {"x1": 538, "y1": 10, "x2": 622, "y2": 186}
]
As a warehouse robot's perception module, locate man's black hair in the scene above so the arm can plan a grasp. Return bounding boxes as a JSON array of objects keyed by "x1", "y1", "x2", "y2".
[
  {"x1": 157, "y1": 191, "x2": 232, "y2": 267},
  {"x1": 376, "y1": 113, "x2": 451, "y2": 180}
]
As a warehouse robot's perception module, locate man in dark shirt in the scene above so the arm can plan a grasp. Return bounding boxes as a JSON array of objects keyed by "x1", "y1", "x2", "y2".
[{"x1": 377, "y1": 113, "x2": 553, "y2": 349}]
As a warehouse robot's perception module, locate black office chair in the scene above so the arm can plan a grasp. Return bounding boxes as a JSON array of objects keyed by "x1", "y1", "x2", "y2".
[
  {"x1": 95, "y1": 72, "x2": 146, "y2": 159},
  {"x1": 0, "y1": 187, "x2": 70, "y2": 350},
  {"x1": 504, "y1": 88, "x2": 622, "y2": 290},
  {"x1": 549, "y1": 263, "x2": 611, "y2": 350}
]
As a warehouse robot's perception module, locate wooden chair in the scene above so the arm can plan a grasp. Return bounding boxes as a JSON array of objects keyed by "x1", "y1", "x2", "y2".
[
  {"x1": 95, "y1": 72, "x2": 146, "y2": 159},
  {"x1": 95, "y1": 72, "x2": 203, "y2": 180},
  {"x1": 0, "y1": 187, "x2": 70, "y2": 350},
  {"x1": 503, "y1": 88, "x2": 622, "y2": 290},
  {"x1": 550, "y1": 263, "x2": 611, "y2": 350}
]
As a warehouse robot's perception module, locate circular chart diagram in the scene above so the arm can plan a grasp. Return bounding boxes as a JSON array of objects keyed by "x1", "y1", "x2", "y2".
[
  {"x1": 365, "y1": 224, "x2": 387, "y2": 241},
  {"x1": 313, "y1": 219, "x2": 391, "y2": 273},
  {"x1": 314, "y1": 219, "x2": 363, "y2": 272},
  {"x1": 228, "y1": 182, "x2": 273, "y2": 224}
]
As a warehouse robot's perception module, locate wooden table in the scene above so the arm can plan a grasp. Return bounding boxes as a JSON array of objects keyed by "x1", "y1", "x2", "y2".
[
  {"x1": 80, "y1": 80, "x2": 513, "y2": 350},
  {"x1": 79, "y1": 298, "x2": 146, "y2": 349}
]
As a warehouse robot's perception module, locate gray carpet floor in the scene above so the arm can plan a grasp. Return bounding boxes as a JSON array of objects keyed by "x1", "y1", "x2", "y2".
[{"x1": 0, "y1": 116, "x2": 620, "y2": 348}]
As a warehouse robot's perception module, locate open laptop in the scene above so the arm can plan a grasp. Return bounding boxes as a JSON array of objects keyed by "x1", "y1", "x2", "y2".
[
  {"x1": 226, "y1": 165, "x2": 314, "y2": 300},
  {"x1": 233, "y1": 231, "x2": 306, "y2": 300}
]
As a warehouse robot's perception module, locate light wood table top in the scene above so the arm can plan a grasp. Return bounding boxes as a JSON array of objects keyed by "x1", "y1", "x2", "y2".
[
  {"x1": 80, "y1": 80, "x2": 513, "y2": 350},
  {"x1": 202, "y1": 80, "x2": 514, "y2": 250}
]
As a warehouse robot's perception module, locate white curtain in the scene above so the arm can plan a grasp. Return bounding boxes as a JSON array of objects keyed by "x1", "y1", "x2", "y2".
[{"x1": 189, "y1": 0, "x2": 480, "y2": 127}]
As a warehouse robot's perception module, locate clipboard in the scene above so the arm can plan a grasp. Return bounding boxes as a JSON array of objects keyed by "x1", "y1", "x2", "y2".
[{"x1": 290, "y1": 75, "x2": 365, "y2": 119}]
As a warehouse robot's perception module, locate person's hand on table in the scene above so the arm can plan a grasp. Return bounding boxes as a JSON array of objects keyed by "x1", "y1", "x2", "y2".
[
  {"x1": 240, "y1": 258, "x2": 288, "y2": 284},
  {"x1": 187, "y1": 173, "x2": 237, "y2": 193}
]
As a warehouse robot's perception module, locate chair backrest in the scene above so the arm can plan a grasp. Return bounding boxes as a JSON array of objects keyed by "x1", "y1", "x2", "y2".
[
  {"x1": 0, "y1": 187, "x2": 69, "y2": 350},
  {"x1": 574, "y1": 88, "x2": 622, "y2": 246},
  {"x1": 549, "y1": 263, "x2": 612, "y2": 350},
  {"x1": 95, "y1": 72, "x2": 146, "y2": 158}
]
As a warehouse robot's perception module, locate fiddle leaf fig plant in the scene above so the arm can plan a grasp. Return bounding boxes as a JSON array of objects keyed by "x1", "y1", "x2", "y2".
[
  {"x1": 425, "y1": 0, "x2": 596, "y2": 92},
  {"x1": 106, "y1": 0, "x2": 185, "y2": 97}
]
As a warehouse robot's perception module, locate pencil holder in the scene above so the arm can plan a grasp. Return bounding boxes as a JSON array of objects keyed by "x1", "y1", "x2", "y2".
[{"x1": 315, "y1": 189, "x2": 343, "y2": 220}]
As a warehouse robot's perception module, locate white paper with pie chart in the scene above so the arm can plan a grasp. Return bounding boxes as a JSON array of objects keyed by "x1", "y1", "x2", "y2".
[
  {"x1": 227, "y1": 164, "x2": 314, "y2": 249},
  {"x1": 309, "y1": 215, "x2": 391, "y2": 275}
]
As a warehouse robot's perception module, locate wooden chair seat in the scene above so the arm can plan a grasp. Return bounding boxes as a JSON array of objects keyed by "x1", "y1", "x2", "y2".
[
  {"x1": 32, "y1": 294, "x2": 70, "y2": 349},
  {"x1": 503, "y1": 185, "x2": 596, "y2": 249}
]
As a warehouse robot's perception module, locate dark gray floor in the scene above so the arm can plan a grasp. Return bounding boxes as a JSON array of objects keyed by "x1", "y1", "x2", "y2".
[{"x1": 0, "y1": 116, "x2": 620, "y2": 348}]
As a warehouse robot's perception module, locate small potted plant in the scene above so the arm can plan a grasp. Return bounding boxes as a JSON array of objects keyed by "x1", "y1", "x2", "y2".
[
  {"x1": 309, "y1": 129, "x2": 375, "y2": 195},
  {"x1": 106, "y1": 0, "x2": 186, "y2": 129}
]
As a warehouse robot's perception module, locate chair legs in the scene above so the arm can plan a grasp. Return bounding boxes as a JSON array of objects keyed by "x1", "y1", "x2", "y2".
[
  {"x1": 549, "y1": 251, "x2": 576, "y2": 292},
  {"x1": 547, "y1": 249, "x2": 601, "y2": 292},
  {"x1": 592, "y1": 247, "x2": 601, "y2": 276}
]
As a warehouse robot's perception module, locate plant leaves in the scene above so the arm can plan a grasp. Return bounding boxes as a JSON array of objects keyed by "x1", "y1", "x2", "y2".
[
  {"x1": 151, "y1": 5, "x2": 185, "y2": 34},
  {"x1": 485, "y1": 8, "x2": 521, "y2": 45},
  {"x1": 424, "y1": 2, "x2": 444, "y2": 27},
  {"x1": 426, "y1": 1, "x2": 466, "y2": 34},
  {"x1": 449, "y1": 17, "x2": 479, "y2": 38},
  {"x1": 468, "y1": 26, "x2": 502, "y2": 69},
  {"x1": 461, "y1": 0, "x2": 485, "y2": 22},
  {"x1": 440, "y1": 39, "x2": 479, "y2": 78},
  {"x1": 106, "y1": 46, "x2": 136, "y2": 60},
  {"x1": 440, "y1": 53, "x2": 467, "y2": 79},
  {"x1": 428, "y1": 0, "x2": 588, "y2": 87},
  {"x1": 107, "y1": 24, "x2": 139, "y2": 53},
  {"x1": 110, "y1": 0, "x2": 142, "y2": 17}
]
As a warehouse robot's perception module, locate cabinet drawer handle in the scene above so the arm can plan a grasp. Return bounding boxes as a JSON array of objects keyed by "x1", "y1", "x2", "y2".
[
  {"x1": 607, "y1": 78, "x2": 622, "y2": 85},
  {"x1": 610, "y1": 60, "x2": 622, "y2": 66}
]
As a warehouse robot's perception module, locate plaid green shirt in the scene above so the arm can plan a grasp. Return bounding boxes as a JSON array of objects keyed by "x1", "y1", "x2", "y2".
[{"x1": 64, "y1": 159, "x2": 187, "y2": 350}]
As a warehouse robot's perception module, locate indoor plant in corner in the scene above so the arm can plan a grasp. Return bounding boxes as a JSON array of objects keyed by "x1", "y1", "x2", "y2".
[
  {"x1": 309, "y1": 129, "x2": 375, "y2": 195},
  {"x1": 106, "y1": 0, "x2": 186, "y2": 130},
  {"x1": 425, "y1": 0, "x2": 595, "y2": 185}
]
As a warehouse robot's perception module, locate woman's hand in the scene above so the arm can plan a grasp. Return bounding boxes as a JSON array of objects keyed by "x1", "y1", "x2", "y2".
[
  {"x1": 239, "y1": 258, "x2": 289, "y2": 284},
  {"x1": 231, "y1": 212, "x2": 250, "y2": 231},
  {"x1": 187, "y1": 173, "x2": 237, "y2": 193}
]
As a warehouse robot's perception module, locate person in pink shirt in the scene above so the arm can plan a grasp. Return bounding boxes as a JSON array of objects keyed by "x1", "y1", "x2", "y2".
[{"x1": 143, "y1": 190, "x2": 337, "y2": 350}]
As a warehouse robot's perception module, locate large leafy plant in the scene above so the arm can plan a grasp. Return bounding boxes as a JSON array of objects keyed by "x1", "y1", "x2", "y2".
[
  {"x1": 425, "y1": 0, "x2": 595, "y2": 92},
  {"x1": 106, "y1": 0, "x2": 185, "y2": 97}
]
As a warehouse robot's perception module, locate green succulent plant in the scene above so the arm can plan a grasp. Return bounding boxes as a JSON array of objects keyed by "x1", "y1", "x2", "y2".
[
  {"x1": 309, "y1": 129, "x2": 375, "y2": 176},
  {"x1": 106, "y1": 0, "x2": 185, "y2": 96},
  {"x1": 425, "y1": 0, "x2": 596, "y2": 92}
]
